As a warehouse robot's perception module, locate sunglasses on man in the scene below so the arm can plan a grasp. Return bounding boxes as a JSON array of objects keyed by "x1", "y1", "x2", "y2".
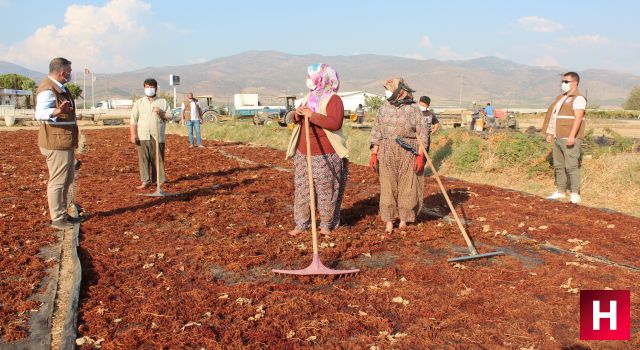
[{"x1": 561, "y1": 80, "x2": 575, "y2": 84}]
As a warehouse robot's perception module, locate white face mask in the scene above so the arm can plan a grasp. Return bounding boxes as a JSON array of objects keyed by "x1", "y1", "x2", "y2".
[
  {"x1": 384, "y1": 90, "x2": 393, "y2": 99},
  {"x1": 560, "y1": 82, "x2": 572, "y2": 93},
  {"x1": 306, "y1": 78, "x2": 316, "y2": 91},
  {"x1": 144, "y1": 87, "x2": 156, "y2": 97},
  {"x1": 419, "y1": 106, "x2": 427, "y2": 112}
]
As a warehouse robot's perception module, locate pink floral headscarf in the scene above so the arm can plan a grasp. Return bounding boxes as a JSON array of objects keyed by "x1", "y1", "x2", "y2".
[{"x1": 306, "y1": 63, "x2": 340, "y2": 112}]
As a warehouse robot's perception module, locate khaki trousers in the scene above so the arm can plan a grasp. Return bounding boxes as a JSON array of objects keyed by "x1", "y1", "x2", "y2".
[
  {"x1": 136, "y1": 137, "x2": 165, "y2": 185},
  {"x1": 552, "y1": 138, "x2": 582, "y2": 193},
  {"x1": 40, "y1": 148, "x2": 74, "y2": 222}
]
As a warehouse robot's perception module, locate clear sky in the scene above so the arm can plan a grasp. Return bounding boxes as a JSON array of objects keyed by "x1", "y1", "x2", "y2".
[{"x1": 1, "y1": 0, "x2": 638, "y2": 75}]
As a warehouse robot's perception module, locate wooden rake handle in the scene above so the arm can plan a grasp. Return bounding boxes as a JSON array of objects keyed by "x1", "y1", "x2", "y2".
[
  {"x1": 304, "y1": 115, "x2": 320, "y2": 256},
  {"x1": 416, "y1": 135, "x2": 478, "y2": 255}
]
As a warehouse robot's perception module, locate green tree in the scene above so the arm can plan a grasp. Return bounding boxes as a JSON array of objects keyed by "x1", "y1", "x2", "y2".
[
  {"x1": 0, "y1": 74, "x2": 37, "y2": 108},
  {"x1": 623, "y1": 86, "x2": 640, "y2": 110},
  {"x1": 364, "y1": 94, "x2": 385, "y2": 114},
  {"x1": 65, "y1": 83, "x2": 83, "y2": 100},
  {"x1": 0, "y1": 74, "x2": 36, "y2": 91},
  {"x1": 158, "y1": 91, "x2": 176, "y2": 108}
]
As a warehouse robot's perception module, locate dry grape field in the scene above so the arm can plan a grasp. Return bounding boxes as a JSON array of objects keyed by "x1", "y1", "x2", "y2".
[{"x1": 1, "y1": 128, "x2": 638, "y2": 349}]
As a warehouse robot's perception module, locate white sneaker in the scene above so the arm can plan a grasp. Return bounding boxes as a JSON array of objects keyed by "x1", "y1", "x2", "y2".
[
  {"x1": 569, "y1": 193, "x2": 581, "y2": 204},
  {"x1": 546, "y1": 191, "x2": 566, "y2": 200}
]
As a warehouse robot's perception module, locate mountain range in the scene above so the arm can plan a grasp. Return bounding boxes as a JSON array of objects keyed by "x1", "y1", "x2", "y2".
[{"x1": 2, "y1": 51, "x2": 639, "y2": 108}]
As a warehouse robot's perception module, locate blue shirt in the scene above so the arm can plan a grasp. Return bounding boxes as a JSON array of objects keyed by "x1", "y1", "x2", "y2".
[{"x1": 484, "y1": 106, "x2": 495, "y2": 117}]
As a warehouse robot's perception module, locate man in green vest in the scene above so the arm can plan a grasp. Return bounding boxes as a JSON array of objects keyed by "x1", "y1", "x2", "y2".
[
  {"x1": 35, "y1": 57, "x2": 81, "y2": 230},
  {"x1": 541, "y1": 71, "x2": 587, "y2": 204}
]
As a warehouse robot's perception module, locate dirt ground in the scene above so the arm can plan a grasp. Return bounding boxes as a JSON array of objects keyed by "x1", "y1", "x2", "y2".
[{"x1": 2, "y1": 128, "x2": 639, "y2": 349}]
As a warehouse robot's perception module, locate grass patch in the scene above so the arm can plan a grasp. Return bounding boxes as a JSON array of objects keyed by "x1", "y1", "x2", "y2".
[{"x1": 166, "y1": 120, "x2": 640, "y2": 216}]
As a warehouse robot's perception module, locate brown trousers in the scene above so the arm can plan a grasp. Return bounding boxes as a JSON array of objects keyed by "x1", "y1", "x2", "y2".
[
  {"x1": 136, "y1": 137, "x2": 165, "y2": 184},
  {"x1": 40, "y1": 148, "x2": 75, "y2": 222},
  {"x1": 378, "y1": 139, "x2": 424, "y2": 222}
]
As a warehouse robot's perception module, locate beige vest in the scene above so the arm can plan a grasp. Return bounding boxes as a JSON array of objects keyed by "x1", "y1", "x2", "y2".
[
  {"x1": 183, "y1": 98, "x2": 202, "y2": 117},
  {"x1": 285, "y1": 93, "x2": 348, "y2": 159},
  {"x1": 36, "y1": 77, "x2": 78, "y2": 150},
  {"x1": 541, "y1": 89, "x2": 587, "y2": 139}
]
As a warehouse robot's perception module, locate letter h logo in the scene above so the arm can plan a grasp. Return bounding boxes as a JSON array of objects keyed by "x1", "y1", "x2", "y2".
[{"x1": 580, "y1": 290, "x2": 630, "y2": 340}]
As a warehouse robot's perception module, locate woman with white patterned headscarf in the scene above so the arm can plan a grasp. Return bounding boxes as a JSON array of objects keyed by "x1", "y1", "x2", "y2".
[{"x1": 285, "y1": 63, "x2": 349, "y2": 237}]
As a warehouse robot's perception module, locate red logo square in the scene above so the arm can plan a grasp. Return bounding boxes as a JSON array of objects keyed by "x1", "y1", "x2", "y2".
[{"x1": 580, "y1": 290, "x2": 630, "y2": 340}]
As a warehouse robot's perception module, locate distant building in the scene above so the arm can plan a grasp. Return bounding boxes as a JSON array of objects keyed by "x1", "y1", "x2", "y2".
[
  {"x1": 0, "y1": 89, "x2": 33, "y2": 108},
  {"x1": 337, "y1": 91, "x2": 382, "y2": 112}
]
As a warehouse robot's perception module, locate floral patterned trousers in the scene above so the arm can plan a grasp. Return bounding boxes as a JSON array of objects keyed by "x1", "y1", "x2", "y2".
[{"x1": 293, "y1": 151, "x2": 348, "y2": 230}]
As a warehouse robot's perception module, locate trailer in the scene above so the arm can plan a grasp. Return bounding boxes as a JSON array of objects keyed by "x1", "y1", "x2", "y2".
[{"x1": 95, "y1": 99, "x2": 133, "y2": 110}]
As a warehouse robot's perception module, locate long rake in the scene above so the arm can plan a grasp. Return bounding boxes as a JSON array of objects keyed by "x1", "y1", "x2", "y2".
[
  {"x1": 414, "y1": 135, "x2": 504, "y2": 262},
  {"x1": 272, "y1": 114, "x2": 359, "y2": 277}
]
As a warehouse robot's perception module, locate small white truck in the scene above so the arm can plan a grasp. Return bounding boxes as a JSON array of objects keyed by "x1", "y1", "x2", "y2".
[{"x1": 95, "y1": 99, "x2": 133, "y2": 110}]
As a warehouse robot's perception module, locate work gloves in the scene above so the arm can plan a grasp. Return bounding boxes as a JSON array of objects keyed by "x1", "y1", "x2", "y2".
[
  {"x1": 369, "y1": 153, "x2": 379, "y2": 174},
  {"x1": 414, "y1": 153, "x2": 426, "y2": 173}
]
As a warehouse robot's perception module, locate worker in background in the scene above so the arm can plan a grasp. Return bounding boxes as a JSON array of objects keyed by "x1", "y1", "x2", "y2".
[
  {"x1": 418, "y1": 95, "x2": 440, "y2": 153},
  {"x1": 285, "y1": 63, "x2": 348, "y2": 237},
  {"x1": 35, "y1": 57, "x2": 82, "y2": 230},
  {"x1": 355, "y1": 103, "x2": 365, "y2": 125},
  {"x1": 484, "y1": 102, "x2": 496, "y2": 132},
  {"x1": 129, "y1": 78, "x2": 171, "y2": 189},
  {"x1": 541, "y1": 71, "x2": 587, "y2": 204},
  {"x1": 181, "y1": 92, "x2": 204, "y2": 148},
  {"x1": 370, "y1": 78, "x2": 430, "y2": 234},
  {"x1": 470, "y1": 101, "x2": 480, "y2": 130}
]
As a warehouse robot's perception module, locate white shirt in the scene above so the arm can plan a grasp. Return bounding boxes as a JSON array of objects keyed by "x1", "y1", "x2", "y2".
[
  {"x1": 181, "y1": 100, "x2": 201, "y2": 121},
  {"x1": 35, "y1": 77, "x2": 75, "y2": 123},
  {"x1": 547, "y1": 95, "x2": 586, "y2": 138}
]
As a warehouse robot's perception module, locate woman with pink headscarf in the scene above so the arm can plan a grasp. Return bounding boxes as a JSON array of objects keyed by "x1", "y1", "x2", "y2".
[{"x1": 285, "y1": 63, "x2": 349, "y2": 236}]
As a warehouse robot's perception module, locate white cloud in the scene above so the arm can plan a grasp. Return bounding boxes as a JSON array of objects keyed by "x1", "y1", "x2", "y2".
[
  {"x1": 0, "y1": 0, "x2": 154, "y2": 73},
  {"x1": 187, "y1": 57, "x2": 208, "y2": 64},
  {"x1": 560, "y1": 34, "x2": 609, "y2": 46},
  {"x1": 398, "y1": 53, "x2": 426, "y2": 60},
  {"x1": 435, "y1": 46, "x2": 465, "y2": 60},
  {"x1": 419, "y1": 35, "x2": 432, "y2": 48},
  {"x1": 534, "y1": 55, "x2": 561, "y2": 67},
  {"x1": 517, "y1": 16, "x2": 564, "y2": 33},
  {"x1": 494, "y1": 52, "x2": 507, "y2": 59}
]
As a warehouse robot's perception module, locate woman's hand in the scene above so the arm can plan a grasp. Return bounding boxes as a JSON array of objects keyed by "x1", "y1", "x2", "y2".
[{"x1": 300, "y1": 106, "x2": 313, "y2": 118}]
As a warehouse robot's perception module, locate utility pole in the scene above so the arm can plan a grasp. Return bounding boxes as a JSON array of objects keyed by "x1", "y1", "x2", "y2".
[
  {"x1": 83, "y1": 69, "x2": 86, "y2": 109},
  {"x1": 91, "y1": 73, "x2": 95, "y2": 109},
  {"x1": 458, "y1": 74, "x2": 463, "y2": 108}
]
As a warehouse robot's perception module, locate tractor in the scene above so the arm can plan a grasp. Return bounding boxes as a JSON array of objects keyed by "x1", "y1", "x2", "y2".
[
  {"x1": 252, "y1": 95, "x2": 298, "y2": 127},
  {"x1": 196, "y1": 95, "x2": 221, "y2": 123},
  {"x1": 169, "y1": 95, "x2": 221, "y2": 123}
]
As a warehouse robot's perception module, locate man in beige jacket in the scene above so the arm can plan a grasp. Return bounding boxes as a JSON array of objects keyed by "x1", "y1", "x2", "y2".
[{"x1": 129, "y1": 78, "x2": 171, "y2": 189}]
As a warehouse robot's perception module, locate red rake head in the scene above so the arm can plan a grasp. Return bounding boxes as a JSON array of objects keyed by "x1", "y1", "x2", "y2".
[{"x1": 272, "y1": 253, "x2": 360, "y2": 276}]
